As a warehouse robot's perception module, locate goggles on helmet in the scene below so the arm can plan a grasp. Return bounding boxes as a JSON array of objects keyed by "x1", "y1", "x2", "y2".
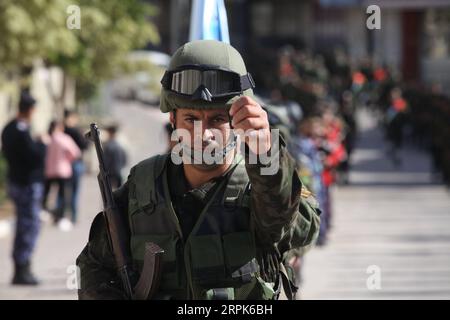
[{"x1": 161, "y1": 64, "x2": 255, "y2": 101}]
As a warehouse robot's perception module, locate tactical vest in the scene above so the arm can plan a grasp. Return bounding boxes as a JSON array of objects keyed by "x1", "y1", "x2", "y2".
[{"x1": 127, "y1": 154, "x2": 282, "y2": 300}]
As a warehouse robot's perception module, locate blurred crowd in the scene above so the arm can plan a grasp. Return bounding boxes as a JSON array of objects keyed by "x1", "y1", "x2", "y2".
[
  {"x1": 248, "y1": 47, "x2": 357, "y2": 292},
  {"x1": 403, "y1": 88, "x2": 450, "y2": 186},
  {"x1": 0, "y1": 93, "x2": 128, "y2": 285},
  {"x1": 255, "y1": 45, "x2": 450, "y2": 291},
  {"x1": 358, "y1": 66, "x2": 450, "y2": 186},
  {"x1": 261, "y1": 47, "x2": 358, "y2": 249}
]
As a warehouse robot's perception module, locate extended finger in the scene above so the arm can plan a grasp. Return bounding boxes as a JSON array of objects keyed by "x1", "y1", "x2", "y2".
[
  {"x1": 229, "y1": 96, "x2": 258, "y2": 116},
  {"x1": 231, "y1": 104, "x2": 262, "y2": 126}
]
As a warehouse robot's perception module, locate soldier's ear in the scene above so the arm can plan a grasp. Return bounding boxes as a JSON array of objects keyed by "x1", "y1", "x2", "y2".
[{"x1": 170, "y1": 110, "x2": 176, "y2": 130}]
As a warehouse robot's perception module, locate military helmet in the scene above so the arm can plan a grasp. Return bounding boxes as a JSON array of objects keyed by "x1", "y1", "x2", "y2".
[{"x1": 160, "y1": 40, "x2": 255, "y2": 113}]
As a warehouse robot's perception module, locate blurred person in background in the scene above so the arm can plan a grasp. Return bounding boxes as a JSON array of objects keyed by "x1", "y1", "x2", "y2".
[
  {"x1": 319, "y1": 107, "x2": 347, "y2": 236},
  {"x1": 103, "y1": 124, "x2": 128, "y2": 190},
  {"x1": 288, "y1": 117, "x2": 325, "y2": 288},
  {"x1": 41, "y1": 121, "x2": 62, "y2": 217},
  {"x1": 1, "y1": 91, "x2": 47, "y2": 285},
  {"x1": 43, "y1": 120, "x2": 80, "y2": 231},
  {"x1": 337, "y1": 91, "x2": 357, "y2": 184},
  {"x1": 385, "y1": 87, "x2": 408, "y2": 167},
  {"x1": 294, "y1": 117, "x2": 327, "y2": 242},
  {"x1": 63, "y1": 109, "x2": 88, "y2": 224}
]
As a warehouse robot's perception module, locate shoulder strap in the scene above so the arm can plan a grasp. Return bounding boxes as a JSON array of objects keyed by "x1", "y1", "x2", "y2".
[
  {"x1": 132, "y1": 153, "x2": 169, "y2": 208},
  {"x1": 276, "y1": 263, "x2": 297, "y2": 300},
  {"x1": 222, "y1": 156, "x2": 251, "y2": 208}
]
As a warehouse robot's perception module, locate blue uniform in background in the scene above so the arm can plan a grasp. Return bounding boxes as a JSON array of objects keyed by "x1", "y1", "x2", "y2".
[
  {"x1": 290, "y1": 136, "x2": 328, "y2": 244},
  {"x1": 1, "y1": 119, "x2": 46, "y2": 266}
]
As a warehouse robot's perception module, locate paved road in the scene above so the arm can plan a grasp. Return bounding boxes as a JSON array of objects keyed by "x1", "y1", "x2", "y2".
[{"x1": 300, "y1": 109, "x2": 450, "y2": 300}]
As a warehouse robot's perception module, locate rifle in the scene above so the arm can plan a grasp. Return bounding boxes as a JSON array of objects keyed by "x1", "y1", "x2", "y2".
[{"x1": 85, "y1": 123, "x2": 164, "y2": 300}]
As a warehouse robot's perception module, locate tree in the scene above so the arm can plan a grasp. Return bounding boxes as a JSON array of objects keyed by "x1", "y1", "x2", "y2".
[
  {"x1": 0, "y1": 0, "x2": 78, "y2": 71},
  {"x1": 0, "y1": 0, "x2": 160, "y2": 109},
  {"x1": 49, "y1": 0, "x2": 160, "y2": 105}
]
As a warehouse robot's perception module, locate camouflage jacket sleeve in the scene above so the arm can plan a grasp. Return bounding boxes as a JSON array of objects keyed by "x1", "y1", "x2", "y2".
[
  {"x1": 76, "y1": 182, "x2": 130, "y2": 300},
  {"x1": 245, "y1": 135, "x2": 321, "y2": 255}
]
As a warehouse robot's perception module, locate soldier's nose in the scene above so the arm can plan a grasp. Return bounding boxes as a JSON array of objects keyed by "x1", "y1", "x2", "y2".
[{"x1": 202, "y1": 128, "x2": 215, "y2": 142}]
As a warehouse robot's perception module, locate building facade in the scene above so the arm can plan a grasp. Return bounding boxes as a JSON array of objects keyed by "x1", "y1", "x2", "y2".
[{"x1": 148, "y1": 0, "x2": 450, "y2": 93}]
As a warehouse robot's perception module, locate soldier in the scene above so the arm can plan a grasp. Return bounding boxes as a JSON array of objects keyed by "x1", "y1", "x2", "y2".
[{"x1": 76, "y1": 40, "x2": 321, "y2": 300}]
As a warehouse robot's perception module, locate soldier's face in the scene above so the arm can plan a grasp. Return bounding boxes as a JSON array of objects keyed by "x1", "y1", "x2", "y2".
[{"x1": 171, "y1": 108, "x2": 232, "y2": 152}]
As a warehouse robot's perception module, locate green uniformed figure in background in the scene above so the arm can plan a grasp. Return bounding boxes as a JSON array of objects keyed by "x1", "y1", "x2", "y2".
[{"x1": 76, "y1": 40, "x2": 321, "y2": 300}]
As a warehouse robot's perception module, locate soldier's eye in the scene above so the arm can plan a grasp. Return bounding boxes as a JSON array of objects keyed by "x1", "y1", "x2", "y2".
[
  {"x1": 185, "y1": 117, "x2": 196, "y2": 123},
  {"x1": 213, "y1": 117, "x2": 226, "y2": 123}
]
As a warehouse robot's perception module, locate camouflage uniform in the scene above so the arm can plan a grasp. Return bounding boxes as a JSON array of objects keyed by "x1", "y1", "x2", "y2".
[{"x1": 76, "y1": 40, "x2": 321, "y2": 300}]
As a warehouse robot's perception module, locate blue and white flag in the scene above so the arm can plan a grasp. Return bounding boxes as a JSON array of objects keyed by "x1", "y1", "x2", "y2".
[{"x1": 189, "y1": 0, "x2": 230, "y2": 43}]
